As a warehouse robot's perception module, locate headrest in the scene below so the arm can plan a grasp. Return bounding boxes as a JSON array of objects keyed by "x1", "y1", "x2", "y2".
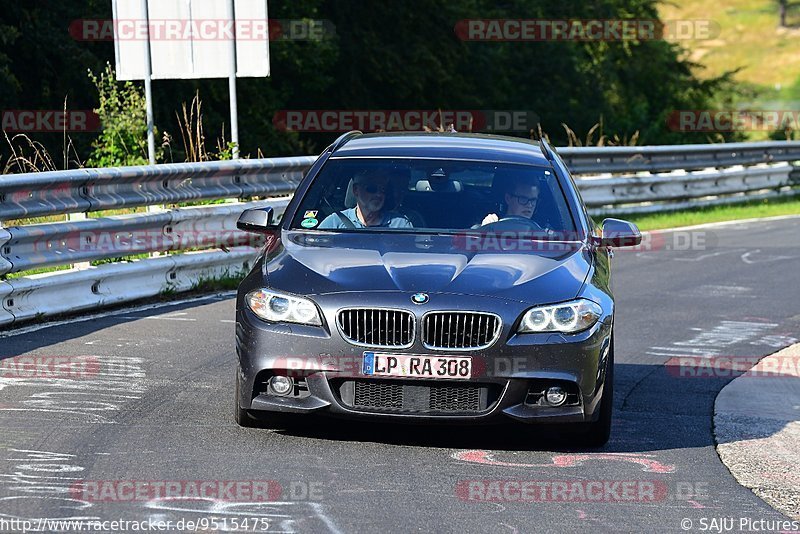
[{"x1": 415, "y1": 179, "x2": 462, "y2": 192}]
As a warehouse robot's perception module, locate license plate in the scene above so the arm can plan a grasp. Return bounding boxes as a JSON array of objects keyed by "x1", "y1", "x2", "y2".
[{"x1": 362, "y1": 352, "x2": 472, "y2": 379}]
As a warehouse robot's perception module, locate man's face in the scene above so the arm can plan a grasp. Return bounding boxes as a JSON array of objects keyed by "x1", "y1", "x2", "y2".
[
  {"x1": 505, "y1": 183, "x2": 539, "y2": 218},
  {"x1": 354, "y1": 175, "x2": 389, "y2": 214}
]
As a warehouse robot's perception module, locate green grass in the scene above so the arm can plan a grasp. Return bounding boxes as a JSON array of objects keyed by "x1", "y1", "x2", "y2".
[
  {"x1": 4, "y1": 202, "x2": 239, "y2": 227},
  {"x1": 611, "y1": 195, "x2": 800, "y2": 231},
  {"x1": 658, "y1": 0, "x2": 800, "y2": 141},
  {"x1": 4, "y1": 264, "x2": 73, "y2": 279},
  {"x1": 659, "y1": 0, "x2": 800, "y2": 88},
  {"x1": 90, "y1": 254, "x2": 152, "y2": 266},
  {"x1": 186, "y1": 272, "x2": 246, "y2": 293},
  {"x1": 1, "y1": 255, "x2": 152, "y2": 280}
]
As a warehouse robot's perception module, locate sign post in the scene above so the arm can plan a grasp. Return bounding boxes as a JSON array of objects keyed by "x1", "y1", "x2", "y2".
[
  {"x1": 140, "y1": 0, "x2": 156, "y2": 164},
  {"x1": 227, "y1": 0, "x2": 240, "y2": 159}
]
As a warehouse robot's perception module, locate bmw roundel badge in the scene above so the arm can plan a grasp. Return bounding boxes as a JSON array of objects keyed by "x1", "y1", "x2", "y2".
[{"x1": 411, "y1": 293, "x2": 430, "y2": 305}]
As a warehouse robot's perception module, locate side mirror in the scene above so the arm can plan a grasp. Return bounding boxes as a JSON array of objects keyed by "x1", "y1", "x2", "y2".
[
  {"x1": 237, "y1": 207, "x2": 277, "y2": 233},
  {"x1": 598, "y1": 218, "x2": 642, "y2": 247}
]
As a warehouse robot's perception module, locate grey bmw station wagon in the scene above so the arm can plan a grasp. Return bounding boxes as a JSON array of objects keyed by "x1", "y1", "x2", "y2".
[{"x1": 234, "y1": 131, "x2": 641, "y2": 446}]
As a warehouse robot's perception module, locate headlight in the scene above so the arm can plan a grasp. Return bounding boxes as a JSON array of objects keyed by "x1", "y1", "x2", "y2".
[
  {"x1": 246, "y1": 289, "x2": 322, "y2": 326},
  {"x1": 518, "y1": 299, "x2": 602, "y2": 334}
]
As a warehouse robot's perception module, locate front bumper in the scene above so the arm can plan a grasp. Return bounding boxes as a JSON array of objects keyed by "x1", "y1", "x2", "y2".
[{"x1": 236, "y1": 291, "x2": 613, "y2": 425}]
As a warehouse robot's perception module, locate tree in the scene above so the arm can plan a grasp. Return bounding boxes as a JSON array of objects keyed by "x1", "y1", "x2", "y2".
[{"x1": 1, "y1": 0, "x2": 740, "y2": 171}]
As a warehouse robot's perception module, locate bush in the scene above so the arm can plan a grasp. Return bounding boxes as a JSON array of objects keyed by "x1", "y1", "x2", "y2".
[{"x1": 87, "y1": 64, "x2": 160, "y2": 167}]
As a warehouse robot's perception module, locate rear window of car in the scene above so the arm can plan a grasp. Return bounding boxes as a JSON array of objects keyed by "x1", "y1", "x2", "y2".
[{"x1": 289, "y1": 158, "x2": 577, "y2": 235}]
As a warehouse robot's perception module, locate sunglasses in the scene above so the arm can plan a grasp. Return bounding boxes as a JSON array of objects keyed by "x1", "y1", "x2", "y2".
[
  {"x1": 509, "y1": 193, "x2": 538, "y2": 206},
  {"x1": 360, "y1": 183, "x2": 388, "y2": 194}
]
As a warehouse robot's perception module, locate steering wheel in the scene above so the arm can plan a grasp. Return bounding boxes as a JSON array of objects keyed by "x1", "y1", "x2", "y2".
[{"x1": 479, "y1": 216, "x2": 544, "y2": 233}]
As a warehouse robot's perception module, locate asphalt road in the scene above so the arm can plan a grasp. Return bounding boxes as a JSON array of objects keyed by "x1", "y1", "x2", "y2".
[{"x1": 1, "y1": 216, "x2": 799, "y2": 533}]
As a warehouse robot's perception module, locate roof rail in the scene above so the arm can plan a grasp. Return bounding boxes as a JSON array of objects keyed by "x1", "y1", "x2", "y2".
[
  {"x1": 538, "y1": 137, "x2": 555, "y2": 162},
  {"x1": 330, "y1": 130, "x2": 363, "y2": 153}
]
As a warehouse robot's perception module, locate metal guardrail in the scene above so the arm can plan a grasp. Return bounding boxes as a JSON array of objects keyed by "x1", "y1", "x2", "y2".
[
  {"x1": 558, "y1": 141, "x2": 800, "y2": 174},
  {"x1": 0, "y1": 142, "x2": 798, "y2": 327},
  {"x1": 0, "y1": 157, "x2": 315, "y2": 220},
  {"x1": 0, "y1": 248, "x2": 261, "y2": 325},
  {"x1": 0, "y1": 200, "x2": 292, "y2": 325},
  {"x1": 0, "y1": 199, "x2": 289, "y2": 274},
  {"x1": 578, "y1": 163, "x2": 797, "y2": 215}
]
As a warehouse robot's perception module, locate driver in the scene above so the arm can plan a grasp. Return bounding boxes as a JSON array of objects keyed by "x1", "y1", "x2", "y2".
[
  {"x1": 480, "y1": 180, "x2": 539, "y2": 226},
  {"x1": 319, "y1": 171, "x2": 413, "y2": 229}
]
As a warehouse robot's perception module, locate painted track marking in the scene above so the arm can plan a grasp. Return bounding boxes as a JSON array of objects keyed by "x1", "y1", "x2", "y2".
[{"x1": 452, "y1": 450, "x2": 676, "y2": 473}]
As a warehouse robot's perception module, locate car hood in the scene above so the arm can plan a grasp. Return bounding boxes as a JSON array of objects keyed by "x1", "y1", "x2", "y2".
[{"x1": 265, "y1": 231, "x2": 591, "y2": 304}]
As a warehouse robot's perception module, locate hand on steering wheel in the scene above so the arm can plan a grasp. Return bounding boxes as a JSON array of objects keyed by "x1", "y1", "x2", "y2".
[
  {"x1": 479, "y1": 215, "x2": 544, "y2": 232},
  {"x1": 481, "y1": 213, "x2": 499, "y2": 225}
]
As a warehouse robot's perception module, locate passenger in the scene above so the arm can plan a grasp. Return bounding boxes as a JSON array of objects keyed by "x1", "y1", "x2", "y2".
[
  {"x1": 480, "y1": 179, "x2": 539, "y2": 226},
  {"x1": 319, "y1": 171, "x2": 413, "y2": 229}
]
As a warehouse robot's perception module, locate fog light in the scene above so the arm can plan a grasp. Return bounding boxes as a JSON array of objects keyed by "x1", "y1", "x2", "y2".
[
  {"x1": 270, "y1": 376, "x2": 293, "y2": 396},
  {"x1": 545, "y1": 386, "x2": 567, "y2": 406}
]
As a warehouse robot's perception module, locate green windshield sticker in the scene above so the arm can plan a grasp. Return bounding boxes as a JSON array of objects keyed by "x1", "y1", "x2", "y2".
[{"x1": 301, "y1": 218, "x2": 319, "y2": 228}]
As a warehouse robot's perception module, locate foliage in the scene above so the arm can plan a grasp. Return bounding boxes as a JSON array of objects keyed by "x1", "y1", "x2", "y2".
[
  {"x1": 3, "y1": 133, "x2": 59, "y2": 173},
  {"x1": 0, "y1": 1, "x2": 109, "y2": 166},
  {"x1": 87, "y1": 64, "x2": 156, "y2": 167},
  {"x1": 0, "y1": 0, "x2": 748, "y2": 170},
  {"x1": 176, "y1": 92, "x2": 208, "y2": 163},
  {"x1": 216, "y1": 141, "x2": 238, "y2": 161}
]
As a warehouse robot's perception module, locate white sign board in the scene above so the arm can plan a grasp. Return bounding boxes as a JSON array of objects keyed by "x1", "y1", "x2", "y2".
[{"x1": 113, "y1": 0, "x2": 270, "y2": 80}]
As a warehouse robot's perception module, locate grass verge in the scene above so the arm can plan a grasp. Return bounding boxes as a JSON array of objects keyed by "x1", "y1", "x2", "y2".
[
  {"x1": 657, "y1": 0, "x2": 800, "y2": 89},
  {"x1": 184, "y1": 272, "x2": 247, "y2": 293},
  {"x1": 609, "y1": 195, "x2": 800, "y2": 231}
]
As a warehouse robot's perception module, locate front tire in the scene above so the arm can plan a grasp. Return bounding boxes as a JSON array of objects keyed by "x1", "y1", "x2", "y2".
[
  {"x1": 235, "y1": 370, "x2": 260, "y2": 428},
  {"x1": 574, "y1": 339, "x2": 614, "y2": 448}
]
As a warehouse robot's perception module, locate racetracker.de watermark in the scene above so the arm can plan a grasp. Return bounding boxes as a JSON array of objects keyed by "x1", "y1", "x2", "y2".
[
  {"x1": 667, "y1": 110, "x2": 800, "y2": 132},
  {"x1": 1, "y1": 518, "x2": 274, "y2": 534},
  {"x1": 456, "y1": 479, "x2": 668, "y2": 502},
  {"x1": 69, "y1": 480, "x2": 295, "y2": 502},
  {"x1": 666, "y1": 355, "x2": 800, "y2": 378},
  {"x1": 2, "y1": 110, "x2": 100, "y2": 133},
  {"x1": 69, "y1": 18, "x2": 335, "y2": 41},
  {"x1": 0, "y1": 356, "x2": 101, "y2": 379},
  {"x1": 273, "y1": 355, "x2": 363, "y2": 378},
  {"x1": 23, "y1": 228, "x2": 268, "y2": 256},
  {"x1": 454, "y1": 19, "x2": 719, "y2": 41},
  {"x1": 449, "y1": 230, "x2": 714, "y2": 253},
  {"x1": 233, "y1": 353, "x2": 800, "y2": 381},
  {"x1": 272, "y1": 110, "x2": 539, "y2": 133}
]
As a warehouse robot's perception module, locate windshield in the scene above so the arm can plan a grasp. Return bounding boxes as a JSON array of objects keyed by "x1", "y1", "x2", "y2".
[{"x1": 289, "y1": 158, "x2": 578, "y2": 236}]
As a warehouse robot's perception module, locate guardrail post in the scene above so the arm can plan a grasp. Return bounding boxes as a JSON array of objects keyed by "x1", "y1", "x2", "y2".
[
  {"x1": 147, "y1": 203, "x2": 167, "y2": 258},
  {"x1": 0, "y1": 219, "x2": 11, "y2": 276},
  {"x1": 68, "y1": 212, "x2": 91, "y2": 270},
  {"x1": 789, "y1": 161, "x2": 800, "y2": 186},
  {"x1": 0, "y1": 220, "x2": 13, "y2": 326},
  {"x1": 0, "y1": 280, "x2": 13, "y2": 326}
]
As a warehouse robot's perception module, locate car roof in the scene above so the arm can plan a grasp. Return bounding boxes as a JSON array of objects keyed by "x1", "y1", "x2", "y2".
[{"x1": 330, "y1": 132, "x2": 551, "y2": 166}]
